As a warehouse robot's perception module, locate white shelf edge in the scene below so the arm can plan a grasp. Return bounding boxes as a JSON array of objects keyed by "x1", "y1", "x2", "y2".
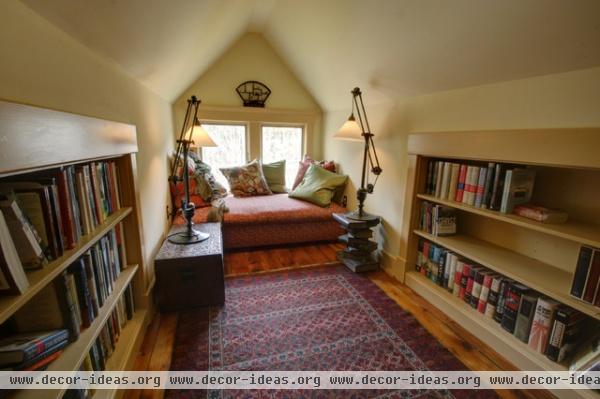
[
  {"x1": 405, "y1": 271, "x2": 600, "y2": 399},
  {"x1": 413, "y1": 230, "x2": 600, "y2": 320}
]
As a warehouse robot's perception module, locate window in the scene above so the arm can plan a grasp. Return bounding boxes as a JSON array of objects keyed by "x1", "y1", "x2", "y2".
[
  {"x1": 201, "y1": 124, "x2": 247, "y2": 189},
  {"x1": 261, "y1": 126, "x2": 303, "y2": 188}
]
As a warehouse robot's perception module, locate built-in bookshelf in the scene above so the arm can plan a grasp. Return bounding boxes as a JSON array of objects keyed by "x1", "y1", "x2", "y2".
[
  {"x1": 399, "y1": 129, "x2": 600, "y2": 399},
  {"x1": 0, "y1": 100, "x2": 151, "y2": 399}
]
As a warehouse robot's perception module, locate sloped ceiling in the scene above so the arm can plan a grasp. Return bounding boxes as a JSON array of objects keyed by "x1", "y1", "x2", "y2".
[{"x1": 20, "y1": 0, "x2": 600, "y2": 110}]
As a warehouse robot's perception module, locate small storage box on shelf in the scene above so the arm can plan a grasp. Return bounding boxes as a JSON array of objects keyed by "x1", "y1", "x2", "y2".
[
  {"x1": 0, "y1": 100, "x2": 152, "y2": 399},
  {"x1": 399, "y1": 129, "x2": 600, "y2": 399}
]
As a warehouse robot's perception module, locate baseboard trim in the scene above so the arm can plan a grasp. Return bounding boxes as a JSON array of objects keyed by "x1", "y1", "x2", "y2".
[{"x1": 380, "y1": 251, "x2": 406, "y2": 283}]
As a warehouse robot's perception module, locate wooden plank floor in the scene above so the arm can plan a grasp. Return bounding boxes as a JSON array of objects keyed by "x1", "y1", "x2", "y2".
[{"x1": 125, "y1": 243, "x2": 554, "y2": 399}]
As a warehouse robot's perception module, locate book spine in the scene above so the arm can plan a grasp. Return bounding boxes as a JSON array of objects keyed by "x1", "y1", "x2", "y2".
[
  {"x1": 437, "y1": 251, "x2": 446, "y2": 287},
  {"x1": 485, "y1": 276, "x2": 502, "y2": 318},
  {"x1": 82, "y1": 165, "x2": 99, "y2": 229},
  {"x1": 453, "y1": 260, "x2": 464, "y2": 296},
  {"x1": 527, "y1": 298, "x2": 557, "y2": 354},
  {"x1": 470, "y1": 269, "x2": 484, "y2": 309},
  {"x1": 447, "y1": 164, "x2": 460, "y2": 202},
  {"x1": 426, "y1": 161, "x2": 434, "y2": 195},
  {"x1": 54, "y1": 272, "x2": 81, "y2": 342},
  {"x1": 455, "y1": 164, "x2": 467, "y2": 202},
  {"x1": 582, "y1": 250, "x2": 600, "y2": 303},
  {"x1": 477, "y1": 273, "x2": 493, "y2": 313},
  {"x1": 440, "y1": 162, "x2": 451, "y2": 200},
  {"x1": 57, "y1": 170, "x2": 77, "y2": 249},
  {"x1": 70, "y1": 260, "x2": 94, "y2": 328},
  {"x1": 446, "y1": 253, "x2": 457, "y2": 291},
  {"x1": 571, "y1": 246, "x2": 594, "y2": 299},
  {"x1": 546, "y1": 313, "x2": 568, "y2": 362},
  {"x1": 47, "y1": 183, "x2": 65, "y2": 256},
  {"x1": 514, "y1": 294, "x2": 537, "y2": 343},
  {"x1": 493, "y1": 279, "x2": 511, "y2": 323},
  {"x1": 462, "y1": 166, "x2": 473, "y2": 205},
  {"x1": 20, "y1": 329, "x2": 70, "y2": 362},
  {"x1": 489, "y1": 163, "x2": 504, "y2": 211},
  {"x1": 459, "y1": 263, "x2": 471, "y2": 300},
  {"x1": 474, "y1": 167, "x2": 487, "y2": 208},
  {"x1": 481, "y1": 162, "x2": 495, "y2": 209},
  {"x1": 464, "y1": 266, "x2": 476, "y2": 305},
  {"x1": 500, "y1": 284, "x2": 524, "y2": 334},
  {"x1": 500, "y1": 170, "x2": 513, "y2": 213},
  {"x1": 66, "y1": 166, "x2": 83, "y2": 241},
  {"x1": 434, "y1": 162, "x2": 443, "y2": 198}
]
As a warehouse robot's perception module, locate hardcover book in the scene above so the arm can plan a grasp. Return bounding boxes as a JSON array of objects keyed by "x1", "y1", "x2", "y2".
[
  {"x1": 528, "y1": 297, "x2": 560, "y2": 353},
  {"x1": 0, "y1": 329, "x2": 69, "y2": 366},
  {"x1": 546, "y1": 306, "x2": 586, "y2": 363},
  {"x1": 493, "y1": 278, "x2": 514, "y2": 323},
  {"x1": 477, "y1": 272, "x2": 494, "y2": 313},
  {"x1": 500, "y1": 168, "x2": 536, "y2": 214},
  {"x1": 513, "y1": 204, "x2": 568, "y2": 224},
  {"x1": 571, "y1": 246, "x2": 594, "y2": 299},
  {"x1": 485, "y1": 275, "x2": 503, "y2": 319},
  {"x1": 582, "y1": 250, "x2": 600, "y2": 304},
  {"x1": 501, "y1": 282, "x2": 530, "y2": 334},
  {"x1": 473, "y1": 166, "x2": 487, "y2": 208},
  {"x1": 481, "y1": 162, "x2": 496, "y2": 209},
  {"x1": 455, "y1": 164, "x2": 468, "y2": 203},
  {"x1": 0, "y1": 210, "x2": 30, "y2": 295},
  {"x1": 514, "y1": 291, "x2": 539, "y2": 343},
  {"x1": 447, "y1": 163, "x2": 460, "y2": 202}
]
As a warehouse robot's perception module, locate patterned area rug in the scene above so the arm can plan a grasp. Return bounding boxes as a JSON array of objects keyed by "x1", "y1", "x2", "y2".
[{"x1": 168, "y1": 266, "x2": 497, "y2": 399}]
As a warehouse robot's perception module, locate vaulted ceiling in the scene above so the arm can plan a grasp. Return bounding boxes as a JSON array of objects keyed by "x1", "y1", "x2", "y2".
[{"x1": 20, "y1": 0, "x2": 600, "y2": 110}]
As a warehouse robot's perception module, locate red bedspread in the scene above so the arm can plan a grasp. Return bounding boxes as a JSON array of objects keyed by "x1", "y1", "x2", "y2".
[{"x1": 173, "y1": 194, "x2": 345, "y2": 249}]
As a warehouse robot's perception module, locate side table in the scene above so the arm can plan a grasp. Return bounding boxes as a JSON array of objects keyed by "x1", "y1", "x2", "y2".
[
  {"x1": 155, "y1": 223, "x2": 224, "y2": 312},
  {"x1": 333, "y1": 212, "x2": 381, "y2": 272}
]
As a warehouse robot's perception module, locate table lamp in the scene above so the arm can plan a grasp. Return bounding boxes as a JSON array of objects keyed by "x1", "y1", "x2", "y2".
[
  {"x1": 168, "y1": 95, "x2": 217, "y2": 244},
  {"x1": 334, "y1": 87, "x2": 382, "y2": 221}
]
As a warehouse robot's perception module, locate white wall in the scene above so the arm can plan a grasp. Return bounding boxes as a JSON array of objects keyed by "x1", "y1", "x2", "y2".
[
  {"x1": 322, "y1": 67, "x2": 600, "y2": 278},
  {"x1": 173, "y1": 32, "x2": 323, "y2": 158},
  {"x1": 0, "y1": 1, "x2": 174, "y2": 287}
]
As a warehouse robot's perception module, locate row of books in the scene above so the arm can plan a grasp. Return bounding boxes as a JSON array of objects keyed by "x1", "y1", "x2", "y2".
[
  {"x1": 417, "y1": 237, "x2": 596, "y2": 366},
  {"x1": 10, "y1": 227, "x2": 126, "y2": 343},
  {"x1": 426, "y1": 160, "x2": 536, "y2": 214},
  {"x1": 0, "y1": 160, "x2": 122, "y2": 296},
  {"x1": 419, "y1": 201, "x2": 457, "y2": 236},
  {"x1": 65, "y1": 290, "x2": 135, "y2": 399},
  {"x1": 571, "y1": 245, "x2": 600, "y2": 308}
]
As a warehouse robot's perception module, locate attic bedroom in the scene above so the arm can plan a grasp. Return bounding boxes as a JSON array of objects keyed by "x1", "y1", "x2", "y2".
[{"x1": 0, "y1": 1, "x2": 599, "y2": 399}]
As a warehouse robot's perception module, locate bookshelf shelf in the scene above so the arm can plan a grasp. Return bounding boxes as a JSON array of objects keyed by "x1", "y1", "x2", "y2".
[
  {"x1": 0, "y1": 100, "x2": 151, "y2": 399},
  {"x1": 413, "y1": 230, "x2": 600, "y2": 320},
  {"x1": 405, "y1": 271, "x2": 567, "y2": 372},
  {"x1": 416, "y1": 194, "x2": 600, "y2": 248},
  {"x1": 0, "y1": 207, "x2": 132, "y2": 325},
  {"x1": 400, "y1": 130, "x2": 600, "y2": 399},
  {"x1": 14, "y1": 265, "x2": 138, "y2": 399}
]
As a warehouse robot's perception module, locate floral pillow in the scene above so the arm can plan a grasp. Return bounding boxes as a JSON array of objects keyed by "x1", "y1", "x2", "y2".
[{"x1": 220, "y1": 159, "x2": 272, "y2": 197}]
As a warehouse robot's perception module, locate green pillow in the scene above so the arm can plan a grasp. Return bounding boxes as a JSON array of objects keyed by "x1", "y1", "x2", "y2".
[
  {"x1": 262, "y1": 160, "x2": 287, "y2": 193},
  {"x1": 289, "y1": 164, "x2": 347, "y2": 207}
]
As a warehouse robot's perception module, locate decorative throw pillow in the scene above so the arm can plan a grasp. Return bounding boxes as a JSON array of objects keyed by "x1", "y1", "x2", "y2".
[
  {"x1": 220, "y1": 159, "x2": 272, "y2": 197},
  {"x1": 262, "y1": 160, "x2": 287, "y2": 193},
  {"x1": 169, "y1": 179, "x2": 211, "y2": 209},
  {"x1": 187, "y1": 151, "x2": 227, "y2": 201},
  {"x1": 292, "y1": 155, "x2": 336, "y2": 190},
  {"x1": 289, "y1": 164, "x2": 347, "y2": 207}
]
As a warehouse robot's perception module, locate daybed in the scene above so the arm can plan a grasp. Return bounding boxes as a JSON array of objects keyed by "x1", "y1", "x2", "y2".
[{"x1": 174, "y1": 193, "x2": 345, "y2": 249}]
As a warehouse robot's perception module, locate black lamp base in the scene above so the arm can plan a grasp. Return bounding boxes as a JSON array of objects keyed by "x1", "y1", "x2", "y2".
[
  {"x1": 167, "y1": 228, "x2": 210, "y2": 245},
  {"x1": 344, "y1": 209, "x2": 380, "y2": 222}
]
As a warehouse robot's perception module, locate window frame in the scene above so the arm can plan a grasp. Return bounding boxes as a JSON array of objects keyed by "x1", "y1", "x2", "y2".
[
  {"x1": 198, "y1": 120, "x2": 251, "y2": 164},
  {"x1": 259, "y1": 122, "x2": 306, "y2": 163}
]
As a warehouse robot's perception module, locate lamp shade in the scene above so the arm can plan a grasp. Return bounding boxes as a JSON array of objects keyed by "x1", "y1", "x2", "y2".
[
  {"x1": 187, "y1": 123, "x2": 217, "y2": 147},
  {"x1": 333, "y1": 114, "x2": 363, "y2": 142}
]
